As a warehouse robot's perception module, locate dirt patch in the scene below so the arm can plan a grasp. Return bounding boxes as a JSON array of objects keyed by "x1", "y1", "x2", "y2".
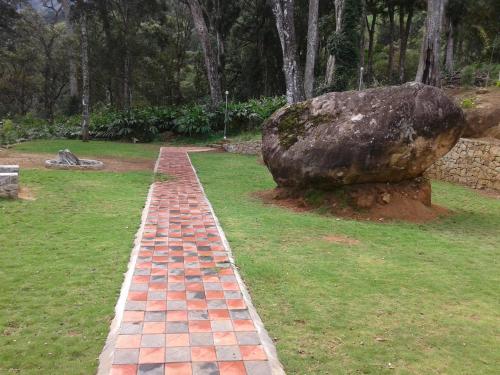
[
  {"x1": 254, "y1": 180, "x2": 450, "y2": 223},
  {"x1": 18, "y1": 186, "x2": 36, "y2": 201},
  {"x1": 322, "y1": 235, "x2": 360, "y2": 245},
  {"x1": 0, "y1": 149, "x2": 155, "y2": 172}
]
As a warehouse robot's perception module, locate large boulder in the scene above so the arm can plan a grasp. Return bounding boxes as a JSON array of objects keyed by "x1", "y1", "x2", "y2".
[{"x1": 262, "y1": 82, "x2": 465, "y2": 189}]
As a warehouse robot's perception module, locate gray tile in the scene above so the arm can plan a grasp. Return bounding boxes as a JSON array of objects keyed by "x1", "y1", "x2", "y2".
[
  {"x1": 134, "y1": 269, "x2": 150, "y2": 275},
  {"x1": 113, "y1": 349, "x2": 139, "y2": 364},
  {"x1": 210, "y1": 320, "x2": 233, "y2": 332},
  {"x1": 186, "y1": 275, "x2": 202, "y2": 282},
  {"x1": 215, "y1": 345, "x2": 241, "y2": 361},
  {"x1": 220, "y1": 275, "x2": 237, "y2": 283},
  {"x1": 236, "y1": 332, "x2": 260, "y2": 345},
  {"x1": 185, "y1": 262, "x2": 200, "y2": 268},
  {"x1": 207, "y1": 300, "x2": 226, "y2": 309},
  {"x1": 187, "y1": 291, "x2": 205, "y2": 300},
  {"x1": 188, "y1": 310, "x2": 209, "y2": 320},
  {"x1": 125, "y1": 301, "x2": 147, "y2": 311},
  {"x1": 130, "y1": 283, "x2": 149, "y2": 291},
  {"x1": 120, "y1": 322, "x2": 143, "y2": 334},
  {"x1": 229, "y1": 309, "x2": 251, "y2": 320},
  {"x1": 150, "y1": 275, "x2": 166, "y2": 283},
  {"x1": 145, "y1": 312, "x2": 165, "y2": 322},
  {"x1": 148, "y1": 291, "x2": 166, "y2": 300},
  {"x1": 168, "y1": 269, "x2": 184, "y2": 276},
  {"x1": 165, "y1": 346, "x2": 191, "y2": 362},
  {"x1": 167, "y1": 300, "x2": 187, "y2": 310},
  {"x1": 192, "y1": 362, "x2": 219, "y2": 375},
  {"x1": 190, "y1": 333, "x2": 213, "y2": 346},
  {"x1": 201, "y1": 268, "x2": 217, "y2": 276},
  {"x1": 141, "y1": 334, "x2": 165, "y2": 347},
  {"x1": 138, "y1": 364, "x2": 164, "y2": 375},
  {"x1": 152, "y1": 262, "x2": 167, "y2": 269},
  {"x1": 244, "y1": 361, "x2": 272, "y2": 375},
  {"x1": 168, "y1": 283, "x2": 186, "y2": 291},
  {"x1": 224, "y1": 291, "x2": 242, "y2": 299},
  {"x1": 166, "y1": 321, "x2": 188, "y2": 333},
  {"x1": 204, "y1": 283, "x2": 222, "y2": 291}
]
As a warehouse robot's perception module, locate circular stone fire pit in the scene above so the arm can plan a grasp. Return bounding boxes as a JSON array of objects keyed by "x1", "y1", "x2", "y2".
[{"x1": 45, "y1": 149, "x2": 104, "y2": 170}]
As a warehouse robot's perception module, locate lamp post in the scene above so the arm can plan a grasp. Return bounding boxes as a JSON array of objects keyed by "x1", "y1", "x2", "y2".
[
  {"x1": 224, "y1": 90, "x2": 229, "y2": 140},
  {"x1": 358, "y1": 67, "x2": 364, "y2": 91}
]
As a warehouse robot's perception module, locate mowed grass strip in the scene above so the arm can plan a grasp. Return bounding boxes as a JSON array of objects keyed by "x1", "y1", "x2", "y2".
[
  {"x1": 190, "y1": 152, "x2": 500, "y2": 375},
  {"x1": 0, "y1": 142, "x2": 157, "y2": 374}
]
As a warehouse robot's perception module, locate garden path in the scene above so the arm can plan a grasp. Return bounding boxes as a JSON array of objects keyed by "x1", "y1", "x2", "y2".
[{"x1": 99, "y1": 147, "x2": 284, "y2": 375}]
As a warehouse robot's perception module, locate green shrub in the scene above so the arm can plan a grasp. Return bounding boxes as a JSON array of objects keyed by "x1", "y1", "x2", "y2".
[
  {"x1": 0, "y1": 119, "x2": 17, "y2": 145},
  {"x1": 461, "y1": 97, "x2": 476, "y2": 109},
  {"x1": 461, "y1": 65, "x2": 476, "y2": 87}
]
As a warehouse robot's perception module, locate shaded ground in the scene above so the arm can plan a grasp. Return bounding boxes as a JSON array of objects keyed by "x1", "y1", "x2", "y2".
[{"x1": 0, "y1": 148, "x2": 155, "y2": 172}]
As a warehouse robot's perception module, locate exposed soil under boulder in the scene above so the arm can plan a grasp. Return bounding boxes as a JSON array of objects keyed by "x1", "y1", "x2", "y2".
[{"x1": 255, "y1": 177, "x2": 449, "y2": 223}]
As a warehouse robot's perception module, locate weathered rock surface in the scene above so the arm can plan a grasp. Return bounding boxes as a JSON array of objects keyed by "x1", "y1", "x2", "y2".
[
  {"x1": 262, "y1": 82, "x2": 465, "y2": 189},
  {"x1": 57, "y1": 149, "x2": 81, "y2": 165},
  {"x1": 0, "y1": 165, "x2": 19, "y2": 199}
]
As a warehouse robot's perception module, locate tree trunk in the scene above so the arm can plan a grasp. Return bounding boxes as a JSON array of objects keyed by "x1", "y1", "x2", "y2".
[
  {"x1": 271, "y1": 0, "x2": 305, "y2": 103},
  {"x1": 325, "y1": 0, "x2": 345, "y2": 86},
  {"x1": 387, "y1": 1, "x2": 395, "y2": 82},
  {"x1": 398, "y1": 0, "x2": 414, "y2": 83},
  {"x1": 80, "y1": 6, "x2": 90, "y2": 142},
  {"x1": 366, "y1": 13, "x2": 377, "y2": 83},
  {"x1": 187, "y1": 0, "x2": 223, "y2": 106},
  {"x1": 214, "y1": 0, "x2": 226, "y2": 92},
  {"x1": 123, "y1": 48, "x2": 131, "y2": 111},
  {"x1": 304, "y1": 0, "x2": 319, "y2": 99},
  {"x1": 416, "y1": 0, "x2": 447, "y2": 86},
  {"x1": 359, "y1": 0, "x2": 367, "y2": 83},
  {"x1": 61, "y1": 0, "x2": 78, "y2": 98},
  {"x1": 445, "y1": 21, "x2": 454, "y2": 73}
]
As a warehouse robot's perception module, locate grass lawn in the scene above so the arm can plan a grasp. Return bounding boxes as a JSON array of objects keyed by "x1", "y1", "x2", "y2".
[
  {"x1": 13, "y1": 139, "x2": 162, "y2": 159},
  {"x1": 190, "y1": 152, "x2": 500, "y2": 375},
  {"x1": 0, "y1": 141, "x2": 158, "y2": 374}
]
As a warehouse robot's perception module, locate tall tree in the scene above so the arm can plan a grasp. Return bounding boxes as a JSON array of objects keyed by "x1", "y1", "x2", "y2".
[
  {"x1": 304, "y1": 0, "x2": 320, "y2": 99},
  {"x1": 187, "y1": 0, "x2": 223, "y2": 105},
  {"x1": 398, "y1": 0, "x2": 414, "y2": 82},
  {"x1": 77, "y1": 0, "x2": 89, "y2": 141},
  {"x1": 365, "y1": 0, "x2": 379, "y2": 83},
  {"x1": 271, "y1": 0, "x2": 305, "y2": 103},
  {"x1": 415, "y1": 0, "x2": 447, "y2": 86},
  {"x1": 325, "y1": 0, "x2": 345, "y2": 86},
  {"x1": 61, "y1": 0, "x2": 78, "y2": 99},
  {"x1": 386, "y1": 0, "x2": 396, "y2": 81}
]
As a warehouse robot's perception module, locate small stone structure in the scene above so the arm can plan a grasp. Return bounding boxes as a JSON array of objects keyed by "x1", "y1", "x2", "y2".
[
  {"x1": 45, "y1": 149, "x2": 104, "y2": 170},
  {"x1": 427, "y1": 138, "x2": 500, "y2": 190},
  {"x1": 0, "y1": 165, "x2": 19, "y2": 199},
  {"x1": 223, "y1": 140, "x2": 262, "y2": 155}
]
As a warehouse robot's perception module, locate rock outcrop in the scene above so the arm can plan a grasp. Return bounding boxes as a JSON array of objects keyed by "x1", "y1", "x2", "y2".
[{"x1": 262, "y1": 82, "x2": 465, "y2": 189}]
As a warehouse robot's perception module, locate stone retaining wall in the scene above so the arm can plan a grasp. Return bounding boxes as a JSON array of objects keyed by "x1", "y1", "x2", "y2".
[
  {"x1": 223, "y1": 140, "x2": 262, "y2": 155},
  {"x1": 427, "y1": 138, "x2": 499, "y2": 190},
  {"x1": 0, "y1": 165, "x2": 19, "y2": 198}
]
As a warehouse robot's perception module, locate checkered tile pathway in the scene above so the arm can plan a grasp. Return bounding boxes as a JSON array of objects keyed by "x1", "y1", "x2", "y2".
[{"x1": 100, "y1": 148, "x2": 283, "y2": 375}]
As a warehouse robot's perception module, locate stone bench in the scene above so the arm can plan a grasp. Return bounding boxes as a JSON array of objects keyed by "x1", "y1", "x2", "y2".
[{"x1": 0, "y1": 165, "x2": 19, "y2": 199}]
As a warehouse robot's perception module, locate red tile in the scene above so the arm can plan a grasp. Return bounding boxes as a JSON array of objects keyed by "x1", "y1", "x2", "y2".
[
  {"x1": 219, "y1": 361, "x2": 246, "y2": 375},
  {"x1": 227, "y1": 300, "x2": 246, "y2": 310},
  {"x1": 139, "y1": 347, "x2": 165, "y2": 364},
  {"x1": 233, "y1": 320, "x2": 255, "y2": 332},
  {"x1": 206, "y1": 291, "x2": 225, "y2": 300},
  {"x1": 240, "y1": 345, "x2": 267, "y2": 360},
  {"x1": 146, "y1": 301, "x2": 167, "y2": 311},
  {"x1": 213, "y1": 332, "x2": 237, "y2": 346},
  {"x1": 208, "y1": 309, "x2": 230, "y2": 320},
  {"x1": 116, "y1": 334, "x2": 141, "y2": 349},
  {"x1": 123, "y1": 311, "x2": 144, "y2": 322},
  {"x1": 191, "y1": 346, "x2": 216, "y2": 361},
  {"x1": 133, "y1": 275, "x2": 149, "y2": 283},
  {"x1": 186, "y1": 283, "x2": 204, "y2": 292},
  {"x1": 110, "y1": 364, "x2": 137, "y2": 375},
  {"x1": 167, "y1": 310, "x2": 188, "y2": 321},
  {"x1": 222, "y1": 282, "x2": 240, "y2": 291},
  {"x1": 164, "y1": 362, "x2": 192, "y2": 375},
  {"x1": 167, "y1": 291, "x2": 186, "y2": 300},
  {"x1": 166, "y1": 333, "x2": 190, "y2": 347},
  {"x1": 143, "y1": 322, "x2": 165, "y2": 334},
  {"x1": 128, "y1": 291, "x2": 148, "y2": 301},
  {"x1": 189, "y1": 320, "x2": 212, "y2": 332},
  {"x1": 187, "y1": 300, "x2": 208, "y2": 310}
]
